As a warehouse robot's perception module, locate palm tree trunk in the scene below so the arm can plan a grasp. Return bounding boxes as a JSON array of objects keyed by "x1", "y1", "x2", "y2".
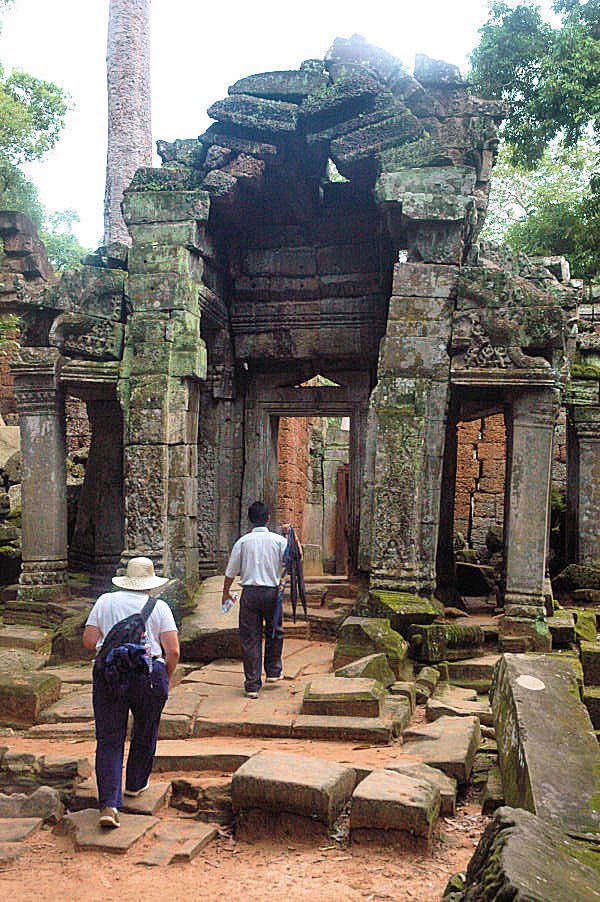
[{"x1": 104, "y1": 0, "x2": 152, "y2": 246}]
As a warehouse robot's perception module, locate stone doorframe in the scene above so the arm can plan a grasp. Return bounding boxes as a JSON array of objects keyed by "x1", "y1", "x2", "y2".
[{"x1": 241, "y1": 370, "x2": 371, "y2": 575}]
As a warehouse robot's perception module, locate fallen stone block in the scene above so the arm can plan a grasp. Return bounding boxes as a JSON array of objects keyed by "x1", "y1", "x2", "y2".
[
  {"x1": 151, "y1": 820, "x2": 218, "y2": 862},
  {"x1": 547, "y1": 611, "x2": 576, "y2": 646},
  {"x1": 491, "y1": 653, "x2": 600, "y2": 837},
  {"x1": 403, "y1": 715, "x2": 481, "y2": 785},
  {"x1": 292, "y1": 714, "x2": 393, "y2": 744},
  {"x1": 408, "y1": 623, "x2": 447, "y2": 663},
  {"x1": 390, "y1": 698, "x2": 411, "y2": 738},
  {"x1": 447, "y1": 654, "x2": 500, "y2": 692},
  {"x1": 335, "y1": 652, "x2": 396, "y2": 688},
  {"x1": 574, "y1": 609, "x2": 598, "y2": 643},
  {"x1": 39, "y1": 754, "x2": 91, "y2": 782},
  {"x1": 388, "y1": 681, "x2": 416, "y2": 711},
  {"x1": 581, "y1": 641, "x2": 600, "y2": 686},
  {"x1": 0, "y1": 671, "x2": 61, "y2": 726},
  {"x1": 0, "y1": 624, "x2": 53, "y2": 652},
  {"x1": 481, "y1": 764, "x2": 504, "y2": 815},
  {"x1": 384, "y1": 762, "x2": 456, "y2": 816},
  {"x1": 302, "y1": 674, "x2": 385, "y2": 717},
  {"x1": 367, "y1": 591, "x2": 441, "y2": 636},
  {"x1": 426, "y1": 684, "x2": 493, "y2": 727},
  {"x1": 231, "y1": 751, "x2": 355, "y2": 831},
  {"x1": 457, "y1": 807, "x2": 600, "y2": 901},
  {"x1": 333, "y1": 617, "x2": 411, "y2": 679},
  {"x1": 415, "y1": 666, "x2": 440, "y2": 703},
  {"x1": 152, "y1": 741, "x2": 253, "y2": 773},
  {"x1": 0, "y1": 817, "x2": 42, "y2": 842},
  {"x1": 0, "y1": 786, "x2": 63, "y2": 823},
  {"x1": 350, "y1": 769, "x2": 440, "y2": 849},
  {"x1": 56, "y1": 808, "x2": 159, "y2": 853},
  {"x1": 583, "y1": 687, "x2": 600, "y2": 729}
]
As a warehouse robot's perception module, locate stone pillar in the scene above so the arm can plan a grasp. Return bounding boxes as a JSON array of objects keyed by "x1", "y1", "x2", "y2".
[
  {"x1": 502, "y1": 388, "x2": 559, "y2": 650},
  {"x1": 368, "y1": 262, "x2": 456, "y2": 594},
  {"x1": 12, "y1": 348, "x2": 68, "y2": 600},
  {"x1": 119, "y1": 189, "x2": 209, "y2": 582},
  {"x1": 69, "y1": 399, "x2": 124, "y2": 588},
  {"x1": 568, "y1": 405, "x2": 600, "y2": 563}
]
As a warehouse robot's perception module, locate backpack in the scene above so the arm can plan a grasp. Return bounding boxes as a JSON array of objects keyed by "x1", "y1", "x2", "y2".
[{"x1": 93, "y1": 596, "x2": 158, "y2": 696}]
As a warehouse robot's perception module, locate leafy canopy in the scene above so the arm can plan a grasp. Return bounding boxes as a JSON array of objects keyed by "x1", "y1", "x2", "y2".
[{"x1": 470, "y1": 1, "x2": 600, "y2": 166}]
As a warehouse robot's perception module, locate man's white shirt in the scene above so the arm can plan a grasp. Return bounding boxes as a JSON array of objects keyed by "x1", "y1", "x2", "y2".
[{"x1": 225, "y1": 526, "x2": 287, "y2": 587}]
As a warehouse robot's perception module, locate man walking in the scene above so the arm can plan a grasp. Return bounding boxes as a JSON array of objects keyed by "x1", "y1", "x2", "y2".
[
  {"x1": 83, "y1": 557, "x2": 180, "y2": 828},
  {"x1": 222, "y1": 501, "x2": 287, "y2": 698}
]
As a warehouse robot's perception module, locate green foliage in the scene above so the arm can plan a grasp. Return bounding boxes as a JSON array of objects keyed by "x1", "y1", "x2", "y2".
[
  {"x1": 40, "y1": 210, "x2": 88, "y2": 272},
  {"x1": 0, "y1": 312, "x2": 19, "y2": 352},
  {"x1": 470, "y1": 1, "x2": 600, "y2": 166},
  {"x1": 483, "y1": 139, "x2": 600, "y2": 280}
]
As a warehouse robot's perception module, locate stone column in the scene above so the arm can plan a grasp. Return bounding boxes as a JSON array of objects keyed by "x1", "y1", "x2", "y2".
[
  {"x1": 502, "y1": 388, "x2": 559, "y2": 650},
  {"x1": 119, "y1": 189, "x2": 209, "y2": 582},
  {"x1": 12, "y1": 348, "x2": 68, "y2": 600},
  {"x1": 568, "y1": 405, "x2": 600, "y2": 563},
  {"x1": 69, "y1": 399, "x2": 124, "y2": 588},
  {"x1": 368, "y1": 262, "x2": 456, "y2": 594}
]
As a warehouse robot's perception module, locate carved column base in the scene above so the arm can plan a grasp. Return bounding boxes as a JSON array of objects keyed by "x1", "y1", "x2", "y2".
[{"x1": 18, "y1": 560, "x2": 69, "y2": 601}]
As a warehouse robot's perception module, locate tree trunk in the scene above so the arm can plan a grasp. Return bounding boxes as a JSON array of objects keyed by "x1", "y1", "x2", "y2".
[{"x1": 104, "y1": 0, "x2": 152, "y2": 246}]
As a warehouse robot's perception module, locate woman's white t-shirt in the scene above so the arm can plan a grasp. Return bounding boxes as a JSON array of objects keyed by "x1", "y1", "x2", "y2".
[{"x1": 85, "y1": 590, "x2": 177, "y2": 660}]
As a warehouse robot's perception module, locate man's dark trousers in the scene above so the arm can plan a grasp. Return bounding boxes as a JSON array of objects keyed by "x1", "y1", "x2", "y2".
[
  {"x1": 92, "y1": 661, "x2": 169, "y2": 809},
  {"x1": 239, "y1": 585, "x2": 283, "y2": 693}
]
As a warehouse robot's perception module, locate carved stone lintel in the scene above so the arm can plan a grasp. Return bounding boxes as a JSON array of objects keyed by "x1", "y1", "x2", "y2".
[{"x1": 49, "y1": 313, "x2": 124, "y2": 361}]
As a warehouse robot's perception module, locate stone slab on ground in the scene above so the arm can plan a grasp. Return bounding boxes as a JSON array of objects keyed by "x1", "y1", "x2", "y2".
[
  {"x1": 43, "y1": 665, "x2": 92, "y2": 684},
  {"x1": 26, "y1": 721, "x2": 95, "y2": 741},
  {"x1": 0, "y1": 817, "x2": 42, "y2": 842},
  {"x1": 0, "y1": 649, "x2": 47, "y2": 672},
  {"x1": 152, "y1": 741, "x2": 254, "y2": 774},
  {"x1": 335, "y1": 653, "x2": 396, "y2": 688},
  {"x1": 162, "y1": 684, "x2": 208, "y2": 718},
  {"x1": 38, "y1": 686, "x2": 93, "y2": 723},
  {"x1": 0, "y1": 786, "x2": 63, "y2": 823},
  {"x1": 302, "y1": 674, "x2": 385, "y2": 717},
  {"x1": 402, "y1": 715, "x2": 481, "y2": 785},
  {"x1": 368, "y1": 591, "x2": 441, "y2": 636},
  {"x1": 459, "y1": 806, "x2": 600, "y2": 901},
  {"x1": 426, "y1": 684, "x2": 493, "y2": 727},
  {"x1": 350, "y1": 769, "x2": 440, "y2": 848},
  {"x1": 0, "y1": 625, "x2": 53, "y2": 652},
  {"x1": 384, "y1": 762, "x2": 457, "y2": 817},
  {"x1": 292, "y1": 714, "x2": 393, "y2": 744},
  {"x1": 492, "y1": 653, "x2": 600, "y2": 837},
  {"x1": 446, "y1": 654, "x2": 500, "y2": 692},
  {"x1": 581, "y1": 641, "x2": 600, "y2": 686},
  {"x1": 193, "y1": 714, "x2": 293, "y2": 739},
  {"x1": 152, "y1": 820, "x2": 218, "y2": 861},
  {"x1": 71, "y1": 779, "x2": 170, "y2": 816},
  {"x1": 0, "y1": 670, "x2": 61, "y2": 726},
  {"x1": 547, "y1": 611, "x2": 576, "y2": 646},
  {"x1": 57, "y1": 808, "x2": 159, "y2": 853},
  {"x1": 158, "y1": 714, "x2": 192, "y2": 739},
  {"x1": 179, "y1": 576, "x2": 242, "y2": 663},
  {"x1": 231, "y1": 751, "x2": 355, "y2": 827}
]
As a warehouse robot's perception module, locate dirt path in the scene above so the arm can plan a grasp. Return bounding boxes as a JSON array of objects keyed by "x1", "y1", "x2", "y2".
[{"x1": 0, "y1": 732, "x2": 486, "y2": 901}]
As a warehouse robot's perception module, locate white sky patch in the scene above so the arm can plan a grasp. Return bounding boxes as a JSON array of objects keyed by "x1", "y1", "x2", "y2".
[{"x1": 0, "y1": 0, "x2": 558, "y2": 249}]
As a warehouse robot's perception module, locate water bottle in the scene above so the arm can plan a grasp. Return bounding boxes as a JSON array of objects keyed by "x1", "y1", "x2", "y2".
[{"x1": 222, "y1": 592, "x2": 238, "y2": 614}]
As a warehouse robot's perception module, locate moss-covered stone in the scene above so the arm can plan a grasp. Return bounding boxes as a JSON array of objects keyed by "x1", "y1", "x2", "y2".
[
  {"x1": 335, "y1": 653, "x2": 395, "y2": 688},
  {"x1": 303, "y1": 675, "x2": 385, "y2": 717},
  {"x1": 368, "y1": 590, "x2": 441, "y2": 636},
  {"x1": 574, "y1": 609, "x2": 598, "y2": 644},
  {"x1": 333, "y1": 617, "x2": 411, "y2": 680},
  {"x1": 408, "y1": 623, "x2": 447, "y2": 663},
  {"x1": 0, "y1": 671, "x2": 61, "y2": 726},
  {"x1": 554, "y1": 562, "x2": 600, "y2": 593}
]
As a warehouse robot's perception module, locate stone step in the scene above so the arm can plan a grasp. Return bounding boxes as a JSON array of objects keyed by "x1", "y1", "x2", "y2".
[
  {"x1": 56, "y1": 808, "x2": 159, "y2": 853},
  {"x1": 231, "y1": 751, "x2": 355, "y2": 839},
  {"x1": 302, "y1": 674, "x2": 385, "y2": 717},
  {"x1": 0, "y1": 624, "x2": 53, "y2": 653},
  {"x1": 137, "y1": 821, "x2": 217, "y2": 866},
  {"x1": 384, "y1": 762, "x2": 457, "y2": 817},
  {"x1": 426, "y1": 684, "x2": 493, "y2": 727},
  {"x1": 292, "y1": 714, "x2": 392, "y2": 744},
  {"x1": 152, "y1": 741, "x2": 254, "y2": 774},
  {"x1": 71, "y1": 779, "x2": 171, "y2": 815},
  {"x1": 0, "y1": 670, "x2": 61, "y2": 727},
  {"x1": 350, "y1": 769, "x2": 440, "y2": 850}
]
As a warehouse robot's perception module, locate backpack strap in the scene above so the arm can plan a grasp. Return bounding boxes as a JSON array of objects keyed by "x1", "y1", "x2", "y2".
[{"x1": 140, "y1": 595, "x2": 158, "y2": 623}]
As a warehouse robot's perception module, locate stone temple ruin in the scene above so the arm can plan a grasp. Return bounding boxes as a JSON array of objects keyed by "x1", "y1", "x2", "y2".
[{"x1": 1, "y1": 34, "x2": 600, "y2": 896}]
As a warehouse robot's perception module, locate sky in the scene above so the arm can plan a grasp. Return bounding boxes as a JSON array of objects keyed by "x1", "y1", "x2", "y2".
[{"x1": 0, "y1": 0, "x2": 558, "y2": 249}]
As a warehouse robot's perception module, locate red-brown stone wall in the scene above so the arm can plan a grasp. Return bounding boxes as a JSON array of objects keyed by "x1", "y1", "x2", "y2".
[
  {"x1": 455, "y1": 413, "x2": 506, "y2": 552},
  {"x1": 277, "y1": 417, "x2": 311, "y2": 536}
]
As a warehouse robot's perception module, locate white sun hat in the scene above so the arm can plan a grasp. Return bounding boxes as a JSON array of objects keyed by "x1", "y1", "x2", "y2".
[{"x1": 112, "y1": 557, "x2": 169, "y2": 591}]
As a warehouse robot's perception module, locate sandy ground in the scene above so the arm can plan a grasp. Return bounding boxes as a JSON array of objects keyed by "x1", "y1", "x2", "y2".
[{"x1": 0, "y1": 733, "x2": 487, "y2": 902}]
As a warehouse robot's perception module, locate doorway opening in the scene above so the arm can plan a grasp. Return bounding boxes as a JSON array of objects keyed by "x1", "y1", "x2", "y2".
[{"x1": 276, "y1": 415, "x2": 351, "y2": 576}]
